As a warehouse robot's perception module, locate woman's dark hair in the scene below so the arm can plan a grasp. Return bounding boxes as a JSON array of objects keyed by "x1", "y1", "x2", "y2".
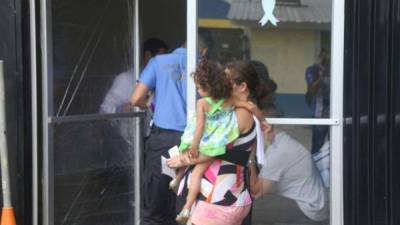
[
  {"x1": 193, "y1": 60, "x2": 232, "y2": 99},
  {"x1": 250, "y1": 60, "x2": 270, "y2": 82},
  {"x1": 226, "y1": 61, "x2": 277, "y2": 109}
]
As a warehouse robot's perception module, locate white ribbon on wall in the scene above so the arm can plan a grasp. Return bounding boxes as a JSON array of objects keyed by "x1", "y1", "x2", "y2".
[{"x1": 259, "y1": 0, "x2": 279, "y2": 26}]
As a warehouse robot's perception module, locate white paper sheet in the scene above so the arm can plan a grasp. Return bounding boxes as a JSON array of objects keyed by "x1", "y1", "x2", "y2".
[
  {"x1": 161, "y1": 156, "x2": 176, "y2": 178},
  {"x1": 161, "y1": 145, "x2": 180, "y2": 178}
]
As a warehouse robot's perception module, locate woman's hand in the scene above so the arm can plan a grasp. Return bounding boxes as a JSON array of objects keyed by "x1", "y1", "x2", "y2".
[
  {"x1": 167, "y1": 155, "x2": 184, "y2": 168},
  {"x1": 247, "y1": 101, "x2": 257, "y2": 112},
  {"x1": 167, "y1": 153, "x2": 193, "y2": 168},
  {"x1": 261, "y1": 120, "x2": 271, "y2": 132}
]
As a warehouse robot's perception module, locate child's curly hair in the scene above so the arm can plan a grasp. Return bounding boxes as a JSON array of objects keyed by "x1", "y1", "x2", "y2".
[{"x1": 193, "y1": 60, "x2": 232, "y2": 99}]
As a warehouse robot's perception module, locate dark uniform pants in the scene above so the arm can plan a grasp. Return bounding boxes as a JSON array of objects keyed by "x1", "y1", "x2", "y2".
[
  {"x1": 311, "y1": 125, "x2": 329, "y2": 154},
  {"x1": 143, "y1": 126, "x2": 182, "y2": 225}
]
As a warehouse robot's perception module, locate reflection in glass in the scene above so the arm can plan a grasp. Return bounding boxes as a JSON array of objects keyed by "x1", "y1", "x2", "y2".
[
  {"x1": 252, "y1": 124, "x2": 330, "y2": 225},
  {"x1": 198, "y1": 0, "x2": 332, "y2": 118},
  {"x1": 53, "y1": 118, "x2": 136, "y2": 225},
  {"x1": 51, "y1": 0, "x2": 135, "y2": 116}
]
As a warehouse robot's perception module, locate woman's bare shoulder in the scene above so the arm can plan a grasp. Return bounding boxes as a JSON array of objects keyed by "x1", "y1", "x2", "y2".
[{"x1": 235, "y1": 107, "x2": 254, "y2": 133}]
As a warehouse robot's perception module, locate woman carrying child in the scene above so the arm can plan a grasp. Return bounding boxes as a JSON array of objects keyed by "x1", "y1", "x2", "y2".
[
  {"x1": 170, "y1": 60, "x2": 265, "y2": 223},
  {"x1": 168, "y1": 60, "x2": 276, "y2": 225}
]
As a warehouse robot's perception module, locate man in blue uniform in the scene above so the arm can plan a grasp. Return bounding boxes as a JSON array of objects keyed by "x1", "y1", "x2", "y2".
[
  {"x1": 305, "y1": 49, "x2": 330, "y2": 154},
  {"x1": 99, "y1": 38, "x2": 168, "y2": 168},
  {"x1": 131, "y1": 39, "x2": 209, "y2": 225}
]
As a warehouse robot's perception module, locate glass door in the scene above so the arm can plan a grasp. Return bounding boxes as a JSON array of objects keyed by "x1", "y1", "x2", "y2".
[
  {"x1": 39, "y1": 0, "x2": 143, "y2": 224},
  {"x1": 188, "y1": 0, "x2": 344, "y2": 224}
]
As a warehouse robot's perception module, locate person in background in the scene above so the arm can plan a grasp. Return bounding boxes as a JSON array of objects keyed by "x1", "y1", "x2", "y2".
[
  {"x1": 143, "y1": 38, "x2": 169, "y2": 68},
  {"x1": 130, "y1": 37, "x2": 210, "y2": 225},
  {"x1": 98, "y1": 38, "x2": 168, "y2": 166},
  {"x1": 249, "y1": 104, "x2": 329, "y2": 225},
  {"x1": 305, "y1": 49, "x2": 330, "y2": 154},
  {"x1": 99, "y1": 38, "x2": 168, "y2": 114}
]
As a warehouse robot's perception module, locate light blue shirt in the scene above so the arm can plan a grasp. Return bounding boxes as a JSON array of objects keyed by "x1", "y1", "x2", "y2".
[
  {"x1": 139, "y1": 48, "x2": 187, "y2": 131},
  {"x1": 260, "y1": 132, "x2": 328, "y2": 221}
]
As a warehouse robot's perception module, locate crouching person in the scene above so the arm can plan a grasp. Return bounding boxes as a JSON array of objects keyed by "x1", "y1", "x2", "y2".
[{"x1": 248, "y1": 105, "x2": 329, "y2": 225}]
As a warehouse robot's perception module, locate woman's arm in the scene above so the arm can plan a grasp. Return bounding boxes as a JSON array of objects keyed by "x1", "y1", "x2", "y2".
[
  {"x1": 235, "y1": 107, "x2": 254, "y2": 134},
  {"x1": 248, "y1": 160, "x2": 262, "y2": 196},
  {"x1": 167, "y1": 151, "x2": 211, "y2": 168},
  {"x1": 189, "y1": 100, "x2": 206, "y2": 158},
  {"x1": 168, "y1": 104, "x2": 254, "y2": 168}
]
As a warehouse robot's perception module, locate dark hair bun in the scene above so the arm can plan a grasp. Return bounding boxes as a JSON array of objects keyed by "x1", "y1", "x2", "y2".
[
  {"x1": 255, "y1": 79, "x2": 277, "y2": 109},
  {"x1": 227, "y1": 61, "x2": 277, "y2": 110}
]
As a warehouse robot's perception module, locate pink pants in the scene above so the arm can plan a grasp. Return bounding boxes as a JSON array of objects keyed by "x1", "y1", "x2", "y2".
[{"x1": 190, "y1": 200, "x2": 251, "y2": 225}]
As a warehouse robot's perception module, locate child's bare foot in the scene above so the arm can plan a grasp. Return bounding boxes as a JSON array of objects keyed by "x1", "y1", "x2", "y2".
[{"x1": 169, "y1": 178, "x2": 180, "y2": 193}]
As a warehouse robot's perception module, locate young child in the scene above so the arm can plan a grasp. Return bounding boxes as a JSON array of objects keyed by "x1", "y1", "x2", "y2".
[{"x1": 170, "y1": 60, "x2": 267, "y2": 224}]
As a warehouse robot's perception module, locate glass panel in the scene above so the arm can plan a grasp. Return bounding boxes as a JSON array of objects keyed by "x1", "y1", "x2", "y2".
[
  {"x1": 140, "y1": 0, "x2": 186, "y2": 52},
  {"x1": 198, "y1": 0, "x2": 332, "y2": 118},
  {"x1": 53, "y1": 118, "x2": 137, "y2": 225},
  {"x1": 51, "y1": 0, "x2": 135, "y2": 116},
  {"x1": 48, "y1": 0, "x2": 188, "y2": 224},
  {"x1": 252, "y1": 125, "x2": 331, "y2": 225}
]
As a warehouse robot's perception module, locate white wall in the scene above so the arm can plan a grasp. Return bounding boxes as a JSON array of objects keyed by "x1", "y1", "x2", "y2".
[{"x1": 250, "y1": 28, "x2": 320, "y2": 94}]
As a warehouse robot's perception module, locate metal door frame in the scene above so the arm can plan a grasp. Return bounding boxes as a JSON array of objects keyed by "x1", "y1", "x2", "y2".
[
  {"x1": 35, "y1": 0, "x2": 143, "y2": 224},
  {"x1": 33, "y1": 0, "x2": 344, "y2": 224},
  {"x1": 186, "y1": 0, "x2": 345, "y2": 225}
]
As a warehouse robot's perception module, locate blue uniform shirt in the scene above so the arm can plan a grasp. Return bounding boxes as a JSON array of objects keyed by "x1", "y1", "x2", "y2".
[
  {"x1": 139, "y1": 48, "x2": 187, "y2": 131},
  {"x1": 305, "y1": 64, "x2": 330, "y2": 118}
]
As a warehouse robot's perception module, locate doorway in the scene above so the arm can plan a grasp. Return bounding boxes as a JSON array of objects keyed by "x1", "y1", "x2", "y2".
[{"x1": 37, "y1": 0, "x2": 188, "y2": 224}]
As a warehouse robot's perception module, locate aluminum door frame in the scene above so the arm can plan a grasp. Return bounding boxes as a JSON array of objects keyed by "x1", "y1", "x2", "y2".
[
  {"x1": 186, "y1": 0, "x2": 345, "y2": 225},
  {"x1": 37, "y1": 0, "x2": 143, "y2": 224}
]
